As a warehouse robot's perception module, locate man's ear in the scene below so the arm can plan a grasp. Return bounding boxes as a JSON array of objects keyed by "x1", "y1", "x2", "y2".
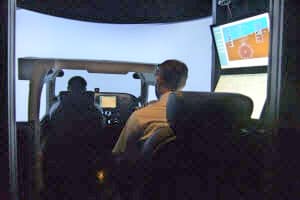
[{"x1": 156, "y1": 76, "x2": 164, "y2": 85}]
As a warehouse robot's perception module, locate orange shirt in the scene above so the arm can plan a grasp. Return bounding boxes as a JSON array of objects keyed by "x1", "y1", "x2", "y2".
[{"x1": 112, "y1": 92, "x2": 171, "y2": 154}]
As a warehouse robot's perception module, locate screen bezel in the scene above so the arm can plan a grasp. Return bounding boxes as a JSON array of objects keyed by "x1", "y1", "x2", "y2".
[{"x1": 211, "y1": 12, "x2": 270, "y2": 70}]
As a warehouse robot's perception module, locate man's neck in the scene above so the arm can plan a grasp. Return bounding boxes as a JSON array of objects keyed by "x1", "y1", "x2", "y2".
[
  {"x1": 160, "y1": 87, "x2": 171, "y2": 95},
  {"x1": 159, "y1": 90, "x2": 172, "y2": 100}
]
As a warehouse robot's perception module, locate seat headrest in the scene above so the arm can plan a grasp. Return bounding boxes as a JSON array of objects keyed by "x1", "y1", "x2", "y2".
[
  {"x1": 58, "y1": 91, "x2": 71, "y2": 100},
  {"x1": 167, "y1": 92, "x2": 253, "y2": 136}
]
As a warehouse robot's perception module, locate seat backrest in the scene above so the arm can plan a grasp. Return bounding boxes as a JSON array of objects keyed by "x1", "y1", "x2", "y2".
[
  {"x1": 42, "y1": 90, "x2": 105, "y2": 197},
  {"x1": 141, "y1": 91, "x2": 253, "y2": 159},
  {"x1": 45, "y1": 90, "x2": 105, "y2": 151},
  {"x1": 49, "y1": 90, "x2": 103, "y2": 131},
  {"x1": 138, "y1": 91, "x2": 254, "y2": 200},
  {"x1": 167, "y1": 91, "x2": 253, "y2": 155},
  {"x1": 167, "y1": 91, "x2": 253, "y2": 136}
]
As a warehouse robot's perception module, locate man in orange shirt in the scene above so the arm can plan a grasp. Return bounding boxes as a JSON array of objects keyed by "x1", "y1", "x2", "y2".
[{"x1": 112, "y1": 59, "x2": 188, "y2": 157}]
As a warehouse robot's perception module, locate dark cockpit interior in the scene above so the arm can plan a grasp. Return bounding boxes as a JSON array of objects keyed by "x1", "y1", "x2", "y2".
[
  {"x1": 38, "y1": 84, "x2": 261, "y2": 199},
  {"x1": 2, "y1": 0, "x2": 300, "y2": 200}
]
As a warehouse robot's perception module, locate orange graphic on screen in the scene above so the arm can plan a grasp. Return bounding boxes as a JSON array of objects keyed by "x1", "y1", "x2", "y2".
[{"x1": 225, "y1": 28, "x2": 269, "y2": 61}]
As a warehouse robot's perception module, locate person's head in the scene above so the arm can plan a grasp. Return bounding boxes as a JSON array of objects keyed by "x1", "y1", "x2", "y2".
[
  {"x1": 67, "y1": 76, "x2": 87, "y2": 94},
  {"x1": 155, "y1": 59, "x2": 188, "y2": 98}
]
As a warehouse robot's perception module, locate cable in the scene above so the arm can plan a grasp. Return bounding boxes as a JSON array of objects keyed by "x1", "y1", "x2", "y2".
[{"x1": 218, "y1": 0, "x2": 233, "y2": 18}]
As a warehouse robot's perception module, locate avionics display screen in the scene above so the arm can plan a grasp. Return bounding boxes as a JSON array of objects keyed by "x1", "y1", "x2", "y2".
[
  {"x1": 214, "y1": 73, "x2": 268, "y2": 119},
  {"x1": 211, "y1": 13, "x2": 270, "y2": 69},
  {"x1": 100, "y1": 96, "x2": 117, "y2": 108}
]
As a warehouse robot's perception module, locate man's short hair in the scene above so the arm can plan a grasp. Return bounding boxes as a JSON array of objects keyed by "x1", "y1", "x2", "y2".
[
  {"x1": 158, "y1": 59, "x2": 188, "y2": 90},
  {"x1": 67, "y1": 76, "x2": 87, "y2": 92}
]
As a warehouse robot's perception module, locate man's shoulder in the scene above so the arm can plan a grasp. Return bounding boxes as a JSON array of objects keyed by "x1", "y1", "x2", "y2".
[{"x1": 133, "y1": 100, "x2": 159, "y2": 113}]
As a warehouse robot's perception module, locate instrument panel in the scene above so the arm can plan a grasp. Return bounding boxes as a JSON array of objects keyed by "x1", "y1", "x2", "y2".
[{"x1": 94, "y1": 91, "x2": 139, "y2": 126}]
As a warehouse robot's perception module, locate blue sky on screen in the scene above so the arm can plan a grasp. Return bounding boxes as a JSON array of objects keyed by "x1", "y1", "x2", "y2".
[
  {"x1": 223, "y1": 16, "x2": 269, "y2": 42},
  {"x1": 16, "y1": 9, "x2": 212, "y2": 121}
]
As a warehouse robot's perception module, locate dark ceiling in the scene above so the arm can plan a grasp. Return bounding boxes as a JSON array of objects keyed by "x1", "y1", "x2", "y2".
[{"x1": 17, "y1": 0, "x2": 212, "y2": 24}]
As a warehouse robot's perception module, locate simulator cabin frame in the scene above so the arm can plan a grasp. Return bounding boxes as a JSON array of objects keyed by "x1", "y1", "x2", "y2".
[{"x1": 2, "y1": 0, "x2": 300, "y2": 200}]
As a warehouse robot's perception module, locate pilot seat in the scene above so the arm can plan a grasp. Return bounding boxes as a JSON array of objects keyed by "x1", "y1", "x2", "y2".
[
  {"x1": 42, "y1": 90, "x2": 104, "y2": 200},
  {"x1": 125, "y1": 91, "x2": 255, "y2": 200}
]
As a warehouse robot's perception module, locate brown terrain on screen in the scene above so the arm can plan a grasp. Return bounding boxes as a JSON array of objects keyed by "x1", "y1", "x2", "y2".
[{"x1": 226, "y1": 28, "x2": 269, "y2": 61}]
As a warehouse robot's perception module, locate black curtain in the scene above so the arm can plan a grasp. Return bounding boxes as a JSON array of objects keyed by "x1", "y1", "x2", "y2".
[{"x1": 16, "y1": 0, "x2": 211, "y2": 24}]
